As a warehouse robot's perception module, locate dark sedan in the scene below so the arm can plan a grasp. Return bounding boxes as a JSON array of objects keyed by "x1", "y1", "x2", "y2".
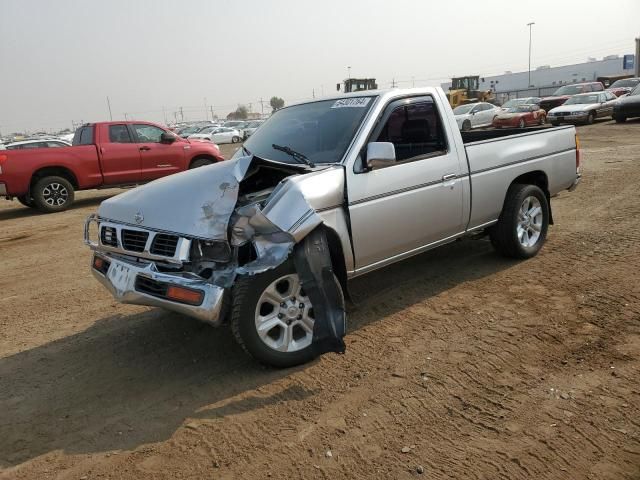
[{"x1": 613, "y1": 84, "x2": 640, "y2": 122}]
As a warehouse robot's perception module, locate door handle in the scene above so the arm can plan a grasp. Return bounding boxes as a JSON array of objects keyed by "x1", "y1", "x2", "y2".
[
  {"x1": 442, "y1": 173, "x2": 457, "y2": 181},
  {"x1": 139, "y1": 146, "x2": 151, "y2": 151}
]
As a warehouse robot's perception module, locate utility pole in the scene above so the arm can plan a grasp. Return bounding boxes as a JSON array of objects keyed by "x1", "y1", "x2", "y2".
[
  {"x1": 124, "y1": 113, "x2": 129, "y2": 121},
  {"x1": 391, "y1": 78, "x2": 397, "y2": 88},
  {"x1": 106, "y1": 96, "x2": 113, "y2": 121},
  {"x1": 347, "y1": 66, "x2": 351, "y2": 82},
  {"x1": 210, "y1": 106, "x2": 215, "y2": 120},
  {"x1": 179, "y1": 107, "x2": 184, "y2": 122},
  {"x1": 635, "y1": 37, "x2": 640, "y2": 77},
  {"x1": 259, "y1": 98, "x2": 265, "y2": 115},
  {"x1": 527, "y1": 22, "x2": 535, "y2": 88},
  {"x1": 312, "y1": 88, "x2": 315, "y2": 99}
]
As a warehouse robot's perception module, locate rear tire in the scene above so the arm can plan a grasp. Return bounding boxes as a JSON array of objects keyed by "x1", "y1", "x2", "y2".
[
  {"x1": 231, "y1": 259, "x2": 344, "y2": 368},
  {"x1": 614, "y1": 115, "x2": 626, "y2": 123},
  {"x1": 32, "y1": 176, "x2": 74, "y2": 213},
  {"x1": 461, "y1": 120, "x2": 471, "y2": 132},
  {"x1": 586, "y1": 111, "x2": 596, "y2": 125},
  {"x1": 232, "y1": 136, "x2": 241, "y2": 143},
  {"x1": 489, "y1": 183, "x2": 549, "y2": 259}
]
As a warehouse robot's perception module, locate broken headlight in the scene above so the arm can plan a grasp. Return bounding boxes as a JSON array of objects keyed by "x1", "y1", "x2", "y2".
[{"x1": 191, "y1": 240, "x2": 232, "y2": 263}]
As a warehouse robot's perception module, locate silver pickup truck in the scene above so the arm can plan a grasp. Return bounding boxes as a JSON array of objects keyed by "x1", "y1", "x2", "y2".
[{"x1": 84, "y1": 88, "x2": 581, "y2": 367}]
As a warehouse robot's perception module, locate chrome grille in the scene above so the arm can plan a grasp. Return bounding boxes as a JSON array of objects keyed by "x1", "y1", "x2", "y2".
[
  {"x1": 121, "y1": 229, "x2": 149, "y2": 252},
  {"x1": 100, "y1": 226, "x2": 118, "y2": 247},
  {"x1": 150, "y1": 234, "x2": 179, "y2": 257}
]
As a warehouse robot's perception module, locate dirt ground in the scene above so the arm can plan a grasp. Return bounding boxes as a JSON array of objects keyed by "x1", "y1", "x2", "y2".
[{"x1": 1, "y1": 122, "x2": 639, "y2": 480}]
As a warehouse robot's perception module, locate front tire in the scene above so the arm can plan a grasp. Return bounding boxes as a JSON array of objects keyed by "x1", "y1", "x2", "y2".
[
  {"x1": 32, "y1": 176, "x2": 74, "y2": 213},
  {"x1": 490, "y1": 183, "x2": 549, "y2": 259},
  {"x1": 189, "y1": 158, "x2": 213, "y2": 169},
  {"x1": 586, "y1": 111, "x2": 596, "y2": 125},
  {"x1": 232, "y1": 136, "x2": 241, "y2": 143},
  {"x1": 231, "y1": 260, "x2": 344, "y2": 368},
  {"x1": 518, "y1": 119, "x2": 525, "y2": 129}
]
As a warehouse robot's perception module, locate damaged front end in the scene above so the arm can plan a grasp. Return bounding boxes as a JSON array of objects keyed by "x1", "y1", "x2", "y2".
[{"x1": 84, "y1": 155, "x2": 346, "y2": 355}]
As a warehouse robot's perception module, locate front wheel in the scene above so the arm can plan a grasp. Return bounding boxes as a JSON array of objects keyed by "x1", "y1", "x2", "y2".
[
  {"x1": 489, "y1": 183, "x2": 549, "y2": 259},
  {"x1": 614, "y1": 115, "x2": 626, "y2": 123},
  {"x1": 518, "y1": 119, "x2": 526, "y2": 129},
  {"x1": 32, "y1": 176, "x2": 75, "y2": 213},
  {"x1": 232, "y1": 136, "x2": 241, "y2": 143},
  {"x1": 189, "y1": 158, "x2": 213, "y2": 169},
  {"x1": 586, "y1": 111, "x2": 596, "y2": 125},
  {"x1": 231, "y1": 260, "x2": 344, "y2": 368}
]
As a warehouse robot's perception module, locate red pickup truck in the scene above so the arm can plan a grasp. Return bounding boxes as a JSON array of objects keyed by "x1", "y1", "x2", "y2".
[{"x1": 0, "y1": 121, "x2": 224, "y2": 212}]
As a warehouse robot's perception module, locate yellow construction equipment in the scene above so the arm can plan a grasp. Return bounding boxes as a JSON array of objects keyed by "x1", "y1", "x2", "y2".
[{"x1": 446, "y1": 76, "x2": 494, "y2": 108}]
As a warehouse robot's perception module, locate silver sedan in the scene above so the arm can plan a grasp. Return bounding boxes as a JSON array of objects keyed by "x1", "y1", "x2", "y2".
[{"x1": 548, "y1": 91, "x2": 618, "y2": 125}]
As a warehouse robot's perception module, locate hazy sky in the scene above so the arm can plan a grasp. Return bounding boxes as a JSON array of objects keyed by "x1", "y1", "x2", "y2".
[{"x1": 1, "y1": 0, "x2": 639, "y2": 132}]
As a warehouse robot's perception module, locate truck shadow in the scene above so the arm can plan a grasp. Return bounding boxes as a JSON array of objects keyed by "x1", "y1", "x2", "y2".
[
  {"x1": 0, "y1": 237, "x2": 515, "y2": 467},
  {"x1": 0, "y1": 194, "x2": 114, "y2": 221}
]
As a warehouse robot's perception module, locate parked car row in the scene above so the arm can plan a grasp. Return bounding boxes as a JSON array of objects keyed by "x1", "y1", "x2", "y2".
[
  {"x1": 453, "y1": 78, "x2": 640, "y2": 131},
  {"x1": 174, "y1": 119, "x2": 266, "y2": 143}
]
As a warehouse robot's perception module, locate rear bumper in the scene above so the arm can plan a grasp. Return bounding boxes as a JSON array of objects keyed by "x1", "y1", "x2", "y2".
[{"x1": 90, "y1": 253, "x2": 226, "y2": 326}]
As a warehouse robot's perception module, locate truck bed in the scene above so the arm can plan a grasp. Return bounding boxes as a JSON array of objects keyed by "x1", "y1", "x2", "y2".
[{"x1": 462, "y1": 125, "x2": 578, "y2": 231}]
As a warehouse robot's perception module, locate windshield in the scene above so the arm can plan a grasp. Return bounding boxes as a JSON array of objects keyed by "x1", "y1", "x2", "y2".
[
  {"x1": 552, "y1": 85, "x2": 584, "y2": 96},
  {"x1": 453, "y1": 104, "x2": 475, "y2": 115},
  {"x1": 502, "y1": 99, "x2": 527, "y2": 108},
  {"x1": 565, "y1": 94, "x2": 600, "y2": 105},
  {"x1": 506, "y1": 105, "x2": 534, "y2": 113},
  {"x1": 610, "y1": 78, "x2": 640, "y2": 89},
  {"x1": 239, "y1": 97, "x2": 375, "y2": 164}
]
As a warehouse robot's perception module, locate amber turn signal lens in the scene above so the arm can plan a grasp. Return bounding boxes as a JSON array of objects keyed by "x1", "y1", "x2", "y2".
[
  {"x1": 166, "y1": 285, "x2": 204, "y2": 305},
  {"x1": 93, "y1": 256, "x2": 104, "y2": 270}
]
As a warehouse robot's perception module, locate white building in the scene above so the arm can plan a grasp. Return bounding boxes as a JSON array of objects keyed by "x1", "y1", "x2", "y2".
[{"x1": 441, "y1": 54, "x2": 636, "y2": 101}]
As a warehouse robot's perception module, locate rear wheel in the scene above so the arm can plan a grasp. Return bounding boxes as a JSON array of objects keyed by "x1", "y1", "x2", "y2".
[
  {"x1": 231, "y1": 260, "x2": 344, "y2": 368},
  {"x1": 232, "y1": 136, "x2": 241, "y2": 143},
  {"x1": 586, "y1": 111, "x2": 596, "y2": 125},
  {"x1": 17, "y1": 195, "x2": 35, "y2": 208},
  {"x1": 32, "y1": 176, "x2": 74, "y2": 213},
  {"x1": 614, "y1": 115, "x2": 626, "y2": 123},
  {"x1": 461, "y1": 120, "x2": 471, "y2": 132},
  {"x1": 490, "y1": 183, "x2": 549, "y2": 259}
]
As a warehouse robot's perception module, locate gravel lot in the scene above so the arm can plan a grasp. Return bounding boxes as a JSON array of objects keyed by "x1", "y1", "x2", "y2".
[{"x1": 1, "y1": 122, "x2": 639, "y2": 479}]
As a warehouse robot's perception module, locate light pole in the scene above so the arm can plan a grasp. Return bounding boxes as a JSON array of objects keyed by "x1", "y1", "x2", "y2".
[
  {"x1": 347, "y1": 66, "x2": 351, "y2": 81},
  {"x1": 527, "y1": 22, "x2": 535, "y2": 88}
]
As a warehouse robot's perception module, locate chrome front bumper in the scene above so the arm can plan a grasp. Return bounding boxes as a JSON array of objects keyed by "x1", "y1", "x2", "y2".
[{"x1": 85, "y1": 215, "x2": 226, "y2": 326}]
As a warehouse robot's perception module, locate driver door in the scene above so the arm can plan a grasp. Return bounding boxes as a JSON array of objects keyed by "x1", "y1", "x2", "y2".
[
  {"x1": 132, "y1": 124, "x2": 185, "y2": 181},
  {"x1": 347, "y1": 96, "x2": 466, "y2": 271}
]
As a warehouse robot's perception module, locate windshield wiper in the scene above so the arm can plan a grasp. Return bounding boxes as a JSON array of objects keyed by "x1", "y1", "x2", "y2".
[
  {"x1": 271, "y1": 144, "x2": 315, "y2": 168},
  {"x1": 241, "y1": 145, "x2": 251, "y2": 156}
]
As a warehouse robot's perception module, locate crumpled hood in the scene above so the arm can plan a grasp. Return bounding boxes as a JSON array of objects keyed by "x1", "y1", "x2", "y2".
[{"x1": 98, "y1": 156, "x2": 253, "y2": 240}]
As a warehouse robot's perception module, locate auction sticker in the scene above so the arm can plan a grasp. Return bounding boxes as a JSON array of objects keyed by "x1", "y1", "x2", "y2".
[{"x1": 331, "y1": 97, "x2": 371, "y2": 108}]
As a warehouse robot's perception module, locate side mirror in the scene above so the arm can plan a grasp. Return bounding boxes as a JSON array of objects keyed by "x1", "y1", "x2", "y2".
[
  {"x1": 161, "y1": 132, "x2": 176, "y2": 143},
  {"x1": 366, "y1": 142, "x2": 396, "y2": 170}
]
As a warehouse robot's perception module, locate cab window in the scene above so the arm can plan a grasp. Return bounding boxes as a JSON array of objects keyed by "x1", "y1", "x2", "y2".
[
  {"x1": 375, "y1": 98, "x2": 447, "y2": 163},
  {"x1": 133, "y1": 124, "x2": 165, "y2": 143},
  {"x1": 109, "y1": 124, "x2": 133, "y2": 143}
]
